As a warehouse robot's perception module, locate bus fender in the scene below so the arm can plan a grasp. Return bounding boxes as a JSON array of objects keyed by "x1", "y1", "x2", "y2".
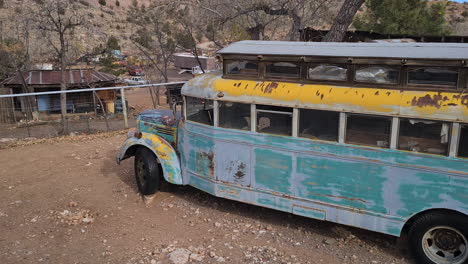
[{"x1": 116, "y1": 131, "x2": 183, "y2": 185}]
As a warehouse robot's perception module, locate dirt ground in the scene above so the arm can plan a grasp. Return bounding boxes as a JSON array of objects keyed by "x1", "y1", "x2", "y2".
[{"x1": 0, "y1": 132, "x2": 414, "y2": 264}]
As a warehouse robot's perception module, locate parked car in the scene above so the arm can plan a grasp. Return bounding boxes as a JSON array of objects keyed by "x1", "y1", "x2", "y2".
[
  {"x1": 128, "y1": 66, "x2": 145, "y2": 76},
  {"x1": 123, "y1": 77, "x2": 149, "y2": 85}
]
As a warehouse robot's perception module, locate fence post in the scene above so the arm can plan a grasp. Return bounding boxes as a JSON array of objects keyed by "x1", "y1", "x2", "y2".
[{"x1": 120, "y1": 88, "x2": 128, "y2": 129}]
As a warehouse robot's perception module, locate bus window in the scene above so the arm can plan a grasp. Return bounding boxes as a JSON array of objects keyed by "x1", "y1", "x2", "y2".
[
  {"x1": 299, "y1": 109, "x2": 339, "y2": 141},
  {"x1": 355, "y1": 66, "x2": 399, "y2": 84},
  {"x1": 186, "y1": 97, "x2": 214, "y2": 125},
  {"x1": 265, "y1": 62, "x2": 301, "y2": 78},
  {"x1": 408, "y1": 67, "x2": 458, "y2": 87},
  {"x1": 219, "y1": 101, "x2": 251, "y2": 131},
  {"x1": 346, "y1": 114, "x2": 391, "y2": 148},
  {"x1": 308, "y1": 64, "x2": 347, "y2": 81},
  {"x1": 398, "y1": 118, "x2": 450, "y2": 156},
  {"x1": 458, "y1": 125, "x2": 468, "y2": 158},
  {"x1": 226, "y1": 60, "x2": 259, "y2": 75},
  {"x1": 256, "y1": 105, "x2": 292, "y2": 136}
]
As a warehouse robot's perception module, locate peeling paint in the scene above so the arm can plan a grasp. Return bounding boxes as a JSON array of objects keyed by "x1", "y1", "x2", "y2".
[{"x1": 181, "y1": 73, "x2": 468, "y2": 122}]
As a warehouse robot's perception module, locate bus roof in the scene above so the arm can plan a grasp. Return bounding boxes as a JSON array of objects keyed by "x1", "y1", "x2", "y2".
[{"x1": 217, "y1": 41, "x2": 468, "y2": 60}]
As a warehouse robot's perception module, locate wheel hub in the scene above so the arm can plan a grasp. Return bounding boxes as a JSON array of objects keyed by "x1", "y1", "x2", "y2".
[
  {"x1": 422, "y1": 226, "x2": 468, "y2": 264},
  {"x1": 434, "y1": 229, "x2": 462, "y2": 252}
]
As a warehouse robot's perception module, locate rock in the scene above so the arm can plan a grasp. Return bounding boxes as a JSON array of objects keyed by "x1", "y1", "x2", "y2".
[
  {"x1": 216, "y1": 256, "x2": 225, "y2": 262},
  {"x1": 214, "y1": 222, "x2": 222, "y2": 228},
  {"x1": 150, "y1": 260, "x2": 157, "y2": 264},
  {"x1": 324, "y1": 238, "x2": 336, "y2": 245},
  {"x1": 0, "y1": 138, "x2": 16, "y2": 143},
  {"x1": 68, "y1": 201, "x2": 78, "y2": 207},
  {"x1": 168, "y1": 248, "x2": 191, "y2": 264},
  {"x1": 189, "y1": 253, "x2": 204, "y2": 262}
]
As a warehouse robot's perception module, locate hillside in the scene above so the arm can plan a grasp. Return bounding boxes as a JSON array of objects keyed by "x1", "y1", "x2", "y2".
[{"x1": 0, "y1": 0, "x2": 467, "y2": 64}]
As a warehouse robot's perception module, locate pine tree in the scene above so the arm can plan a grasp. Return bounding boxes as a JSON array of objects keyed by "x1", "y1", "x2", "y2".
[
  {"x1": 353, "y1": 0, "x2": 449, "y2": 36},
  {"x1": 99, "y1": 0, "x2": 106, "y2": 6},
  {"x1": 115, "y1": 0, "x2": 120, "y2": 7}
]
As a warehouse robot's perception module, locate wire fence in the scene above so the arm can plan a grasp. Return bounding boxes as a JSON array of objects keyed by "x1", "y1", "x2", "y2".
[{"x1": 0, "y1": 82, "x2": 185, "y2": 141}]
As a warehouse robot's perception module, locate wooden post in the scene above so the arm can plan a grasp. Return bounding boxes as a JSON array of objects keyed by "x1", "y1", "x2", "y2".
[{"x1": 120, "y1": 88, "x2": 128, "y2": 129}]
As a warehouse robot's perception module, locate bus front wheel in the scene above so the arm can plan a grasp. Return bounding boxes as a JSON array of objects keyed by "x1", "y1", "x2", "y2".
[
  {"x1": 409, "y1": 212, "x2": 468, "y2": 264},
  {"x1": 134, "y1": 147, "x2": 161, "y2": 195}
]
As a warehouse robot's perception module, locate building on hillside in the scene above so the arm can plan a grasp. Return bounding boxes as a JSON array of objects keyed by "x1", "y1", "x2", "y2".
[
  {"x1": 173, "y1": 53, "x2": 218, "y2": 71},
  {"x1": 0, "y1": 69, "x2": 118, "y2": 116}
]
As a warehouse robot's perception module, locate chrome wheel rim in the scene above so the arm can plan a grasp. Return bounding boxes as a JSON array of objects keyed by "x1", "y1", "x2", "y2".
[{"x1": 422, "y1": 226, "x2": 468, "y2": 264}]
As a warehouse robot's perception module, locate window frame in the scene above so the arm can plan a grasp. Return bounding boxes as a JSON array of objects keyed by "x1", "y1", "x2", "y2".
[
  {"x1": 255, "y1": 104, "x2": 294, "y2": 136},
  {"x1": 344, "y1": 113, "x2": 393, "y2": 149},
  {"x1": 307, "y1": 63, "x2": 349, "y2": 82},
  {"x1": 298, "y1": 108, "x2": 340, "y2": 142},
  {"x1": 353, "y1": 64, "x2": 401, "y2": 86},
  {"x1": 396, "y1": 117, "x2": 452, "y2": 157},
  {"x1": 217, "y1": 100, "x2": 252, "y2": 131},
  {"x1": 263, "y1": 61, "x2": 302, "y2": 80},
  {"x1": 185, "y1": 96, "x2": 215, "y2": 126},
  {"x1": 406, "y1": 66, "x2": 460, "y2": 89},
  {"x1": 223, "y1": 59, "x2": 260, "y2": 77}
]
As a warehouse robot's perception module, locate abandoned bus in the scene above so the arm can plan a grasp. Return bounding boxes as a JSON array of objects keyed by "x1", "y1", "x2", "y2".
[{"x1": 117, "y1": 41, "x2": 468, "y2": 264}]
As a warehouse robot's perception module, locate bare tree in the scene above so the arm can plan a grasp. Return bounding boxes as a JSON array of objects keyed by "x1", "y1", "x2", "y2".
[
  {"x1": 323, "y1": 0, "x2": 364, "y2": 42},
  {"x1": 189, "y1": 0, "x2": 338, "y2": 42},
  {"x1": 32, "y1": 0, "x2": 85, "y2": 134},
  {"x1": 127, "y1": 2, "x2": 177, "y2": 83}
]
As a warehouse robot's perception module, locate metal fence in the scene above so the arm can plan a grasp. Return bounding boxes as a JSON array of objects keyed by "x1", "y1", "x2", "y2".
[{"x1": 0, "y1": 82, "x2": 185, "y2": 140}]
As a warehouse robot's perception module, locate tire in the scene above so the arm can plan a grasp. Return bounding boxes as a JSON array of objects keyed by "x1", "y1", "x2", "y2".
[
  {"x1": 408, "y1": 212, "x2": 468, "y2": 264},
  {"x1": 134, "y1": 147, "x2": 161, "y2": 195}
]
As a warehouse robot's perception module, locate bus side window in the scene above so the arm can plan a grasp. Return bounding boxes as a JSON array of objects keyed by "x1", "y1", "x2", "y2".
[
  {"x1": 219, "y1": 101, "x2": 251, "y2": 131},
  {"x1": 226, "y1": 60, "x2": 259, "y2": 75},
  {"x1": 458, "y1": 125, "x2": 468, "y2": 158},
  {"x1": 408, "y1": 67, "x2": 458, "y2": 87},
  {"x1": 345, "y1": 114, "x2": 391, "y2": 148},
  {"x1": 308, "y1": 64, "x2": 347, "y2": 81},
  {"x1": 256, "y1": 105, "x2": 292, "y2": 136},
  {"x1": 299, "y1": 109, "x2": 339, "y2": 142},
  {"x1": 265, "y1": 62, "x2": 301, "y2": 78},
  {"x1": 398, "y1": 118, "x2": 450, "y2": 156},
  {"x1": 355, "y1": 66, "x2": 399, "y2": 84},
  {"x1": 186, "y1": 97, "x2": 214, "y2": 126}
]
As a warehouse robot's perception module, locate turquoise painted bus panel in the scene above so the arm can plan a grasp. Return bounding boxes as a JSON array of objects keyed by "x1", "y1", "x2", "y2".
[
  {"x1": 296, "y1": 155, "x2": 387, "y2": 214},
  {"x1": 214, "y1": 142, "x2": 251, "y2": 187},
  {"x1": 185, "y1": 123, "x2": 467, "y2": 174},
  {"x1": 292, "y1": 206, "x2": 326, "y2": 220},
  {"x1": 178, "y1": 122, "x2": 468, "y2": 236},
  {"x1": 186, "y1": 134, "x2": 215, "y2": 179},
  {"x1": 253, "y1": 148, "x2": 294, "y2": 195},
  {"x1": 187, "y1": 172, "x2": 405, "y2": 236}
]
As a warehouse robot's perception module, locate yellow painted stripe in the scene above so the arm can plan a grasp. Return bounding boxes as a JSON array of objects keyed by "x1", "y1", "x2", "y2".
[{"x1": 188, "y1": 74, "x2": 467, "y2": 122}]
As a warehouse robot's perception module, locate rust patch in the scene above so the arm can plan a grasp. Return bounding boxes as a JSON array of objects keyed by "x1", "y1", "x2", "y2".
[
  {"x1": 234, "y1": 162, "x2": 246, "y2": 180},
  {"x1": 264, "y1": 82, "x2": 279, "y2": 93},
  {"x1": 198, "y1": 151, "x2": 214, "y2": 176},
  {"x1": 411, "y1": 94, "x2": 449, "y2": 109}
]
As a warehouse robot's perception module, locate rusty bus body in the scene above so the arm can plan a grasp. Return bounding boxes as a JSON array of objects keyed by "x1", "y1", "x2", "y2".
[{"x1": 118, "y1": 41, "x2": 468, "y2": 264}]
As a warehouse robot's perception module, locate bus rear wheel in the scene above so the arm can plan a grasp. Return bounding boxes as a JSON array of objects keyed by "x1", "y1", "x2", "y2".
[
  {"x1": 409, "y1": 212, "x2": 468, "y2": 264},
  {"x1": 134, "y1": 148, "x2": 161, "y2": 195}
]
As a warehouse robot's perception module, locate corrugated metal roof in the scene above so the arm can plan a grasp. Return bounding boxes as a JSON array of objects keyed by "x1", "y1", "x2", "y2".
[
  {"x1": 1, "y1": 69, "x2": 117, "y2": 87},
  {"x1": 217, "y1": 41, "x2": 468, "y2": 60}
]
